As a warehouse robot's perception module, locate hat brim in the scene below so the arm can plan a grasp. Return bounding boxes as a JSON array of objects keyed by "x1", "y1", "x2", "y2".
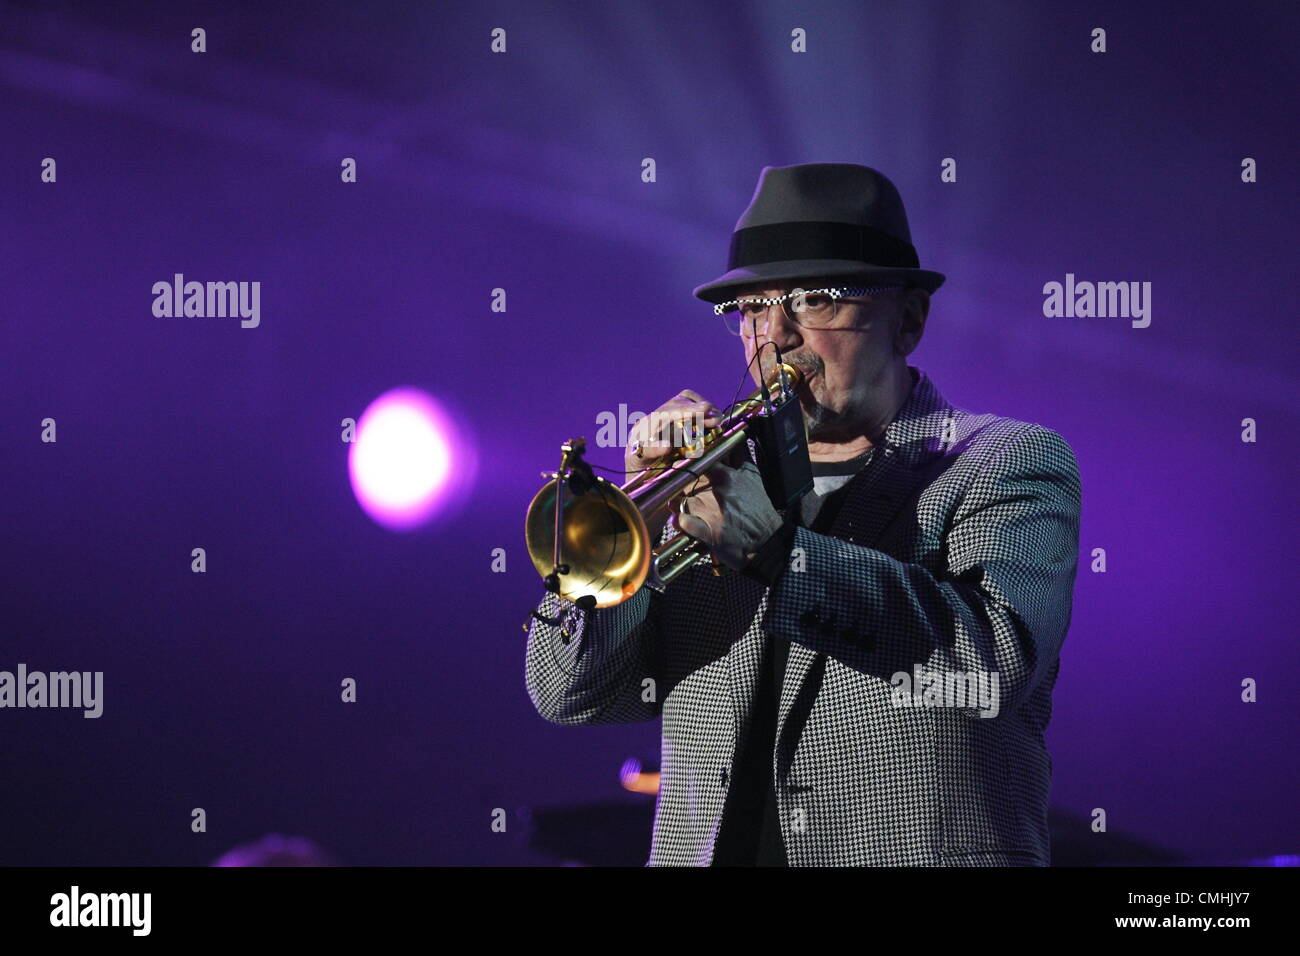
[{"x1": 693, "y1": 259, "x2": 945, "y2": 305}]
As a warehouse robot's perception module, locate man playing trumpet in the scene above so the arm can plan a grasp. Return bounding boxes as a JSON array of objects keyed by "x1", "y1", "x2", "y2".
[{"x1": 526, "y1": 163, "x2": 1082, "y2": 867}]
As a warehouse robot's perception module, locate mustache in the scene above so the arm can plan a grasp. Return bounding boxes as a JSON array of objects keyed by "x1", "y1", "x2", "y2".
[{"x1": 779, "y1": 353, "x2": 822, "y2": 380}]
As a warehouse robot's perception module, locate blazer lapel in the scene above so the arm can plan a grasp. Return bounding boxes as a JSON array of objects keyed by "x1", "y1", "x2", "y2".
[{"x1": 774, "y1": 367, "x2": 956, "y2": 741}]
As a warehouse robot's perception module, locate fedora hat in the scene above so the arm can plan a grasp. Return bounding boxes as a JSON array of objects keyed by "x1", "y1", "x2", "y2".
[{"x1": 693, "y1": 163, "x2": 944, "y2": 305}]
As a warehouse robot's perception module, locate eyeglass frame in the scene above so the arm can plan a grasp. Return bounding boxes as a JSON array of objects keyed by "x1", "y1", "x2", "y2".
[{"x1": 713, "y1": 284, "x2": 909, "y2": 335}]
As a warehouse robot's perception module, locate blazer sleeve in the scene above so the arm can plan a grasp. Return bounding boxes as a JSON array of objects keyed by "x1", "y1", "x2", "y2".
[
  {"x1": 524, "y1": 538, "x2": 667, "y2": 726},
  {"x1": 763, "y1": 424, "x2": 1082, "y2": 718}
]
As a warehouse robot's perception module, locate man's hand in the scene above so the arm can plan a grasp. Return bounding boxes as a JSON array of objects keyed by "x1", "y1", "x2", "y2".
[
  {"x1": 625, "y1": 389, "x2": 723, "y2": 478},
  {"x1": 675, "y1": 446, "x2": 785, "y2": 571}
]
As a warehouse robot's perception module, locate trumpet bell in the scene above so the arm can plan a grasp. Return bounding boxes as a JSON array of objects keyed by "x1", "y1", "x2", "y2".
[{"x1": 525, "y1": 476, "x2": 651, "y2": 608}]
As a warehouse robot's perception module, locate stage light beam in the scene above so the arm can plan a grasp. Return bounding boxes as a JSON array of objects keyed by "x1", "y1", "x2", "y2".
[{"x1": 348, "y1": 387, "x2": 471, "y2": 531}]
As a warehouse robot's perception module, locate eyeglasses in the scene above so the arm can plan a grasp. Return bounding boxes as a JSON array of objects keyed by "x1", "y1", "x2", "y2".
[{"x1": 714, "y1": 285, "x2": 906, "y2": 337}]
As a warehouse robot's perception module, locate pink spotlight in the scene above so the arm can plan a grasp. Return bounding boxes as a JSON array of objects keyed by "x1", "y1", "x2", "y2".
[{"x1": 348, "y1": 387, "x2": 474, "y2": 531}]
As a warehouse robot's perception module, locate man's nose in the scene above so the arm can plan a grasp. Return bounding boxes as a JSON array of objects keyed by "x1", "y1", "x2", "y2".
[
  {"x1": 744, "y1": 308, "x2": 802, "y2": 372},
  {"x1": 764, "y1": 303, "x2": 804, "y2": 349}
]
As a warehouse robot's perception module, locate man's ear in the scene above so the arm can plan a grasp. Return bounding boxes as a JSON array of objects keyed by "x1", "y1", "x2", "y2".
[{"x1": 893, "y1": 289, "x2": 929, "y2": 357}]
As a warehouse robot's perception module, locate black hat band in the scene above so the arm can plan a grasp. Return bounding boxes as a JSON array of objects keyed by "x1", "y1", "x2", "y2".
[{"x1": 728, "y1": 220, "x2": 920, "y2": 272}]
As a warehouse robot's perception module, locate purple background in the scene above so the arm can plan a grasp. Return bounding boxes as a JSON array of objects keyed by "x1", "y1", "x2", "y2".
[{"x1": 2, "y1": 0, "x2": 1296, "y2": 865}]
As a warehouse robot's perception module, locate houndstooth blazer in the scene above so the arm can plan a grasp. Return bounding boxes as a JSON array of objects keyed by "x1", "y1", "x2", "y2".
[{"x1": 525, "y1": 366, "x2": 1082, "y2": 866}]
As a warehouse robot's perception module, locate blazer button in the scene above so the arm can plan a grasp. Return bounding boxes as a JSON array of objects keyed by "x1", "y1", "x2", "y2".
[{"x1": 720, "y1": 767, "x2": 729, "y2": 786}]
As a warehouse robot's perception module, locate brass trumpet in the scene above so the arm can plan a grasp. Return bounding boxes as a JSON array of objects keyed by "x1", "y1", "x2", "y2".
[{"x1": 524, "y1": 362, "x2": 806, "y2": 608}]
